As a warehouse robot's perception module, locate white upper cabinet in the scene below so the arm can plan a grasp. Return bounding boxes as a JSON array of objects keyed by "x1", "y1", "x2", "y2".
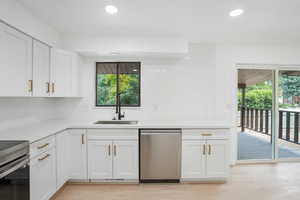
[
  {"x1": 206, "y1": 140, "x2": 228, "y2": 178},
  {"x1": 0, "y1": 22, "x2": 79, "y2": 98},
  {"x1": 0, "y1": 22, "x2": 32, "y2": 96},
  {"x1": 51, "y1": 49, "x2": 78, "y2": 97},
  {"x1": 33, "y1": 40, "x2": 51, "y2": 97},
  {"x1": 113, "y1": 140, "x2": 139, "y2": 180}
]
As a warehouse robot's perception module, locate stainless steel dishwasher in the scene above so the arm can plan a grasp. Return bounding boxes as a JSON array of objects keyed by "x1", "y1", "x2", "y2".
[{"x1": 140, "y1": 129, "x2": 181, "y2": 183}]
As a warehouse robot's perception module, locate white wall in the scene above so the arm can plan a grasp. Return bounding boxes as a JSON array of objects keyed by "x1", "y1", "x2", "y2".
[
  {"x1": 0, "y1": 0, "x2": 61, "y2": 46},
  {"x1": 0, "y1": 98, "x2": 58, "y2": 131},
  {"x1": 69, "y1": 43, "x2": 217, "y2": 123}
]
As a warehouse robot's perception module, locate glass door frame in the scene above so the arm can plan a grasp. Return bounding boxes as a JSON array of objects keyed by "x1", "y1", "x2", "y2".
[{"x1": 236, "y1": 65, "x2": 300, "y2": 163}]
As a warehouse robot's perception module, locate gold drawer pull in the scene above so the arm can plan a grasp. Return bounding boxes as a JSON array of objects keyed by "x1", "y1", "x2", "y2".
[
  {"x1": 108, "y1": 144, "x2": 111, "y2": 156},
  {"x1": 51, "y1": 83, "x2": 55, "y2": 93},
  {"x1": 28, "y1": 80, "x2": 33, "y2": 92},
  {"x1": 114, "y1": 145, "x2": 117, "y2": 156},
  {"x1": 208, "y1": 144, "x2": 212, "y2": 155},
  {"x1": 201, "y1": 133, "x2": 212, "y2": 136},
  {"x1": 203, "y1": 144, "x2": 206, "y2": 155},
  {"x1": 81, "y1": 134, "x2": 85, "y2": 144},
  {"x1": 38, "y1": 154, "x2": 50, "y2": 161},
  {"x1": 37, "y1": 143, "x2": 49, "y2": 149},
  {"x1": 46, "y1": 82, "x2": 50, "y2": 93}
]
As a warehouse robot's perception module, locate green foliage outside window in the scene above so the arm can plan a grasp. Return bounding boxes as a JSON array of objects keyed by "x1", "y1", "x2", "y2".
[
  {"x1": 238, "y1": 82, "x2": 272, "y2": 110},
  {"x1": 96, "y1": 63, "x2": 140, "y2": 106},
  {"x1": 238, "y1": 75, "x2": 300, "y2": 110}
]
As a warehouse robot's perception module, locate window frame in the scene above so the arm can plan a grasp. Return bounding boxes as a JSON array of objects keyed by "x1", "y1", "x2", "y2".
[{"x1": 95, "y1": 62, "x2": 141, "y2": 107}]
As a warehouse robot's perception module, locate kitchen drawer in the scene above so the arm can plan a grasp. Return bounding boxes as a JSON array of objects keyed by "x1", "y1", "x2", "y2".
[
  {"x1": 87, "y1": 129, "x2": 138, "y2": 140},
  {"x1": 182, "y1": 129, "x2": 229, "y2": 140},
  {"x1": 30, "y1": 136, "x2": 55, "y2": 158}
]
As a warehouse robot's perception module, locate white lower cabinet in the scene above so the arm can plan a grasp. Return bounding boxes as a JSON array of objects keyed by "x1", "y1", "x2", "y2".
[
  {"x1": 88, "y1": 140, "x2": 138, "y2": 181},
  {"x1": 88, "y1": 140, "x2": 113, "y2": 179},
  {"x1": 181, "y1": 140, "x2": 206, "y2": 178},
  {"x1": 113, "y1": 140, "x2": 139, "y2": 179},
  {"x1": 68, "y1": 129, "x2": 87, "y2": 180},
  {"x1": 206, "y1": 140, "x2": 228, "y2": 178},
  {"x1": 30, "y1": 148, "x2": 56, "y2": 200},
  {"x1": 181, "y1": 139, "x2": 228, "y2": 180},
  {"x1": 56, "y1": 131, "x2": 70, "y2": 189}
]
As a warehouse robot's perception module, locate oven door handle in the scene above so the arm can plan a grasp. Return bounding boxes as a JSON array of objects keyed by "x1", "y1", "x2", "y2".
[{"x1": 0, "y1": 157, "x2": 29, "y2": 179}]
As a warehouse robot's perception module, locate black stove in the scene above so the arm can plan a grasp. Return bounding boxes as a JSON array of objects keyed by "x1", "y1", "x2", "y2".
[
  {"x1": 0, "y1": 141, "x2": 30, "y2": 200},
  {"x1": 0, "y1": 140, "x2": 29, "y2": 166}
]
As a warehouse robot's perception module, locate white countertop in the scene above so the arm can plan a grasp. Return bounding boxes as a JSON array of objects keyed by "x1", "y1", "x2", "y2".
[{"x1": 0, "y1": 119, "x2": 232, "y2": 143}]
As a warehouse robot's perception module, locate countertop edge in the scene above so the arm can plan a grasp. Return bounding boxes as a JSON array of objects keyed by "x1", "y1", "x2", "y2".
[{"x1": 0, "y1": 120, "x2": 233, "y2": 143}]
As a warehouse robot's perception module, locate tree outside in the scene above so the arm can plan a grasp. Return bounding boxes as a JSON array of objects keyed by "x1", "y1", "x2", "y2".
[
  {"x1": 96, "y1": 73, "x2": 139, "y2": 106},
  {"x1": 238, "y1": 75, "x2": 300, "y2": 110}
]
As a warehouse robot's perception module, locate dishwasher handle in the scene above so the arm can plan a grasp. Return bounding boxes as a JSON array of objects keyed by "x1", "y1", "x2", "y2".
[{"x1": 140, "y1": 129, "x2": 181, "y2": 135}]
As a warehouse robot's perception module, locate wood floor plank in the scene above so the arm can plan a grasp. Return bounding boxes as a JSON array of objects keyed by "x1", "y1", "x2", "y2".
[{"x1": 53, "y1": 163, "x2": 300, "y2": 200}]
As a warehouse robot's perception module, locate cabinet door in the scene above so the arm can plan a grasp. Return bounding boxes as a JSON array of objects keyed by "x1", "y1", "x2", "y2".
[
  {"x1": 206, "y1": 140, "x2": 228, "y2": 178},
  {"x1": 181, "y1": 140, "x2": 206, "y2": 179},
  {"x1": 51, "y1": 49, "x2": 73, "y2": 97},
  {"x1": 56, "y1": 131, "x2": 69, "y2": 189},
  {"x1": 88, "y1": 140, "x2": 113, "y2": 179},
  {"x1": 68, "y1": 129, "x2": 87, "y2": 180},
  {"x1": 30, "y1": 148, "x2": 56, "y2": 200},
  {"x1": 33, "y1": 40, "x2": 50, "y2": 97},
  {"x1": 113, "y1": 140, "x2": 138, "y2": 179},
  {"x1": 0, "y1": 22, "x2": 32, "y2": 96}
]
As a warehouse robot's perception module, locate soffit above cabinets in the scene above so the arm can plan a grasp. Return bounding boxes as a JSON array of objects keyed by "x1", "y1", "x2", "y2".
[
  {"x1": 64, "y1": 36, "x2": 189, "y2": 60},
  {"x1": 77, "y1": 51, "x2": 189, "y2": 60}
]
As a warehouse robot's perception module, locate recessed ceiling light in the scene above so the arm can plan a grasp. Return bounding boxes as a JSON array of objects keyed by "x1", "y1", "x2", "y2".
[
  {"x1": 105, "y1": 5, "x2": 118, "y2": 15},
  {"x1": 229, "y1": 9, "x2": 244, "y2": 17}
]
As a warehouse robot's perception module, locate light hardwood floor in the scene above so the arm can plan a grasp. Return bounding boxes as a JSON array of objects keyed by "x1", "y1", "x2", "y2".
[{"x1": 53, "y1": 163, "x2": 300, "y2": 200}]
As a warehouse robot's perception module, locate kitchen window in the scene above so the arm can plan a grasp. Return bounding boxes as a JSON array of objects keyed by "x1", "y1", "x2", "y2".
[{"x1": 96, "y1": 62, "x2": 141, "y2": 107}]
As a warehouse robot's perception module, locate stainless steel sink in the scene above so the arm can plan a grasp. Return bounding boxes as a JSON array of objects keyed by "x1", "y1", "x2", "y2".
[{"x1": 94, "y1": 120, "x2": 139, "y2": 125}]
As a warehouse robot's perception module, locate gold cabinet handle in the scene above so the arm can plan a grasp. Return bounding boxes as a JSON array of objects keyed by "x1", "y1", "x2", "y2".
[
  {"x1": 37, "y1": 143, "x2": 49, "y2": 150},
  {"x1": 208, "y1": 144, "x2": 212, "y2": 155},
  {"x1": 51, "y1": 83, "x2": 55, "y2": 93},
  {"x1": 108, "y1": 144, "x2": 111, "y2": 156},
  {"x1": 38, "y1": 154, "x2": 50, "y2": 161},
  {"x1": 81, "y1": 134, "x2": 85, "y2": 145},
  {"x1": 203, "y1": 144, "x2": 206, "y2": 155},
  {"x1": 114, "y1": 145, "x2": 116, "y2": 156},
  {"x1": 28, "y1": 80, "x2": 33, "y2": 92},
  {"x1": 201, "y1": 133, "x2": 212, "y2": 136},
  {"x1": 46, "y1": 82, "x2": 50, "y2": 93}
]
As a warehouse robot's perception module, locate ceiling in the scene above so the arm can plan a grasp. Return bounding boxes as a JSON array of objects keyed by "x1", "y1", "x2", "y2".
[
  {"x1": 238, "y1": 69, "x2": 272, "y2": 86},
  {"x1": 17, "y1": 0, "x2": 300, "y2": 43}
]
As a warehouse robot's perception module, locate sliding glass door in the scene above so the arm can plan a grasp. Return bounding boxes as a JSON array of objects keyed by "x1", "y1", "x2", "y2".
[
  {"x1": 278, "y1": 70, "x2": 300, "y2": 159},
  {"x1": 237, "y1": 69, "x2": 275, "y2": 160},
  {"x1": 238, "y1": 68, "x2": 300, "y2": 162}
]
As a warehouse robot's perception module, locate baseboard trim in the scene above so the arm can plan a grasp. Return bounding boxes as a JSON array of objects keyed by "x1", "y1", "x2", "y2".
[
  {"x1": 68, "y1": 179, "x2": 139, "y2": 184},
  {"x1": 181, "y1": 178, "x2": 227, "y2": 184},
  {"x1": 49, "y1": 182, "x2": 67, "y2": 200}
]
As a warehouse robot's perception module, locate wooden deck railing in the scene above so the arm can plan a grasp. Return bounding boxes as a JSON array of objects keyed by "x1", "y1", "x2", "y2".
[{"x1": 240, "y1": 107, "x2": 300, "y2": 144}]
